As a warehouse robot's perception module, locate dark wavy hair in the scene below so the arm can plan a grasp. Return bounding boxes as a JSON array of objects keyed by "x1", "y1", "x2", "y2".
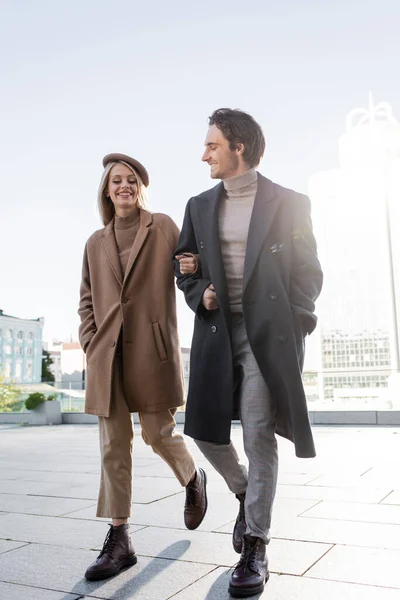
[{"x1": 209, "y1": 108, "x2": 266, "y2": 168}]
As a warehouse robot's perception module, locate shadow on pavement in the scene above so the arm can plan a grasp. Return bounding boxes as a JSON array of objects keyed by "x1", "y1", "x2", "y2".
[{"x1": 60, "y1": 539, "x2": 191, "y2": 600}]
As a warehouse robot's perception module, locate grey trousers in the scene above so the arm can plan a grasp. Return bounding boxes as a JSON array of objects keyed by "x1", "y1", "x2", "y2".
[{"x1": 195, "y1": 314, "x2": 278, "y2": 544}]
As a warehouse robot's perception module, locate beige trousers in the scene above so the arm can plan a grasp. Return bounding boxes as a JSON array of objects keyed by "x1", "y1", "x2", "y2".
[{"x1": 96, "y1": 356, "x2": 196, "y2": 518}]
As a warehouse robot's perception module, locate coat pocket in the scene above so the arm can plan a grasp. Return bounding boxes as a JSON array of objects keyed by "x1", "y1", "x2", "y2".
[{"x1": 152, "y1": 322, "x2": 168, "y2": 361}]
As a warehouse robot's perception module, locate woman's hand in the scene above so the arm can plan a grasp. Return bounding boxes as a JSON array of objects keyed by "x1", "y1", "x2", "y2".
[{"x1": 175, "y1": 253, "x2": 198, "y2": 275}]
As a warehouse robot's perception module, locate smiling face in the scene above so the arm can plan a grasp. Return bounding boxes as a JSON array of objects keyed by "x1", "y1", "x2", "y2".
[
  {"x1": 107, "y1": 163, "x2": 138, "y2": 216},
  {"x1": 201, "y1": 124, "x2": 246, "y2": 180}
]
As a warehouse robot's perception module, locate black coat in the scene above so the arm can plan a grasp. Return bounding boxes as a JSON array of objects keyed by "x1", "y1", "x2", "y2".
[{"x1": 174, "y1": 174, "x2": 323, "y2": 458}]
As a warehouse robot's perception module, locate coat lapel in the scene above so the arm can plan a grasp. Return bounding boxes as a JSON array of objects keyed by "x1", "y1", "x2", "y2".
[
  {"x1": 101, "y1": 222, "x2": 123, "y2": 287},
  {"x1": 123, "y1": 209, "x2": 152, "y2": 285},
  {"x1": 199, "y1": 182, "x2": 232, "y2": 330},
  {"x1": 243, "y1": 174, "x2": 280, "y2": 295}
]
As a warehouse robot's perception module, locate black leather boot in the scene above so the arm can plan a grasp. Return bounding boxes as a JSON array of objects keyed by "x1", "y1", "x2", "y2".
[
  {"x1": 85, "y1": 524, "x2": 137, "y2": 581},
  {"x1": 232, "y1": 493, "x2": 246, "y2": 553},
  {"x1": 184, "y1": 468, "x2": 208, "y2": 530},
  {"x1": 229, "y1": 534, "x2": 269, "y2": 597}
]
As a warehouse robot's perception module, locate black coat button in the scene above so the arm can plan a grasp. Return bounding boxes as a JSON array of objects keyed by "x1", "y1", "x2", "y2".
[
  {"x1": 121, "y1": 297, "x2": 128, "y2": 304},
  {"x1": 269, "y1": 292, "x2": 278, "y2": 300},
  {"x1": 211, "y1": 326, "x2": 217, "y2": 333},
  {"x1": 278, "y1": 335, "x2": 287, "y2": 343}
]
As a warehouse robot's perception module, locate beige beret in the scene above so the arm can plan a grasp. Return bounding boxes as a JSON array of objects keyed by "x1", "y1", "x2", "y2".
[{"x1": 103, "y1": 153, "x2": 149, "y2": 187}]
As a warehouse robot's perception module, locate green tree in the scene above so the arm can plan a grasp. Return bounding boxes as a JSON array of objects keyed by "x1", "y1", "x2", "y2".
[
  {"x1": 0, "y1": 372, "x2": 23, "y2": 412},
  {"x1": 41, "y1": 350, "x2": 55, "y2": 382}
]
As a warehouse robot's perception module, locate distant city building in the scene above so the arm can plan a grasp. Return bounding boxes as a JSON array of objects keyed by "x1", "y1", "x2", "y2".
[
  {"x1": 321, "y1": 330, "x2": 391, "y2": 401},
  {"x1": 43, "y1": 340, "x2": 63, "y2": 383},
  {"x1": 309, "y1": 95, "x2": 400, "y2": 404},
  {"x1": 0, "y1": 309, "x2": 44, "y2": 384},
  {"x1": 60, "y1": 341, "x2": 86, "y2": 389}
]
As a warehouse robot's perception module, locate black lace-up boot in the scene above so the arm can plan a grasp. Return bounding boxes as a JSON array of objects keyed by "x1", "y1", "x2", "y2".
[
  {"x1": 85, "y1": 524, "x2": 137, "y2": 581},
  {"x1": 229, "y1": 534, "x2": 269, "y2": 597}
]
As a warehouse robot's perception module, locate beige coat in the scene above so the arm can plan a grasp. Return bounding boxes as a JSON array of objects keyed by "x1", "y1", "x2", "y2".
[{"x1": 78, "y1": 209, "x2": 184, "y2": 417}]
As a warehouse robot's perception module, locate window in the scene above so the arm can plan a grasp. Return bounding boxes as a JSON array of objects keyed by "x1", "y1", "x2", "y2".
[
  {"x1": 4, "y1": 345, "x2": 12, "y2": 355},
  {"x1": 28, "y1": 332, "x2": 34, "y2": 341},
  {"x1": 6, "y1": 329, "x2": 12, "y2": 340},
  {"x1": 27, "y1": 347, "x2": 33, "y2": 356},
  {"x1": 26, "y1": 363, "x2": 33, "y2": 377},
  {"x1": 17, "y1": 331, "x2": 23, "y2": 339},
  {"x1": 16, "y1": 346, "x2": 23, "y2": 355},
  {"x1": 5, "y1": 362, "x2": 12, "y2": 377},
  {"x1": 15, "y1": 363, "x2": 22, "y2": 379}
]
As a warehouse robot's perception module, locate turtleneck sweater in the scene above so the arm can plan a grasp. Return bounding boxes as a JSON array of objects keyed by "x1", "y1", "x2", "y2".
[
  {"x1": 219, "y1": 168, "x2": 258, "y2": 312},
  {"x1": 113, "y1": 207, "x2": 140, "y2": 277}
]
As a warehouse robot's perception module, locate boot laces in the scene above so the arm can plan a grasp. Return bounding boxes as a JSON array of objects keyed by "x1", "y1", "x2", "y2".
[
  {"x1": 236, "y1": 536, "x2": 259, "y2": 574},
  {"x1": 98, "y1": 524, "x2": 118, "y2": 558}
]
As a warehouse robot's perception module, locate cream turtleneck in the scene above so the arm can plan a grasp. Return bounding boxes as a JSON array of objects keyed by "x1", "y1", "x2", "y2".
[{"x1": 219, "y1": 168, "x2": 258, "y2": 312}]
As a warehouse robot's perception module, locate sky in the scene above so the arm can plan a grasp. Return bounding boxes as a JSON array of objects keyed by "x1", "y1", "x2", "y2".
[{"x1": 1, "y1": 0, "x2": 399, "y2": 347}]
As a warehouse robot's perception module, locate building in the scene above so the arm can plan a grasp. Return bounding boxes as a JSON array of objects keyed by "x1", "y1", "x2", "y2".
[
  {"x1": 321, "y1": 330, "x2": 391, "y2": 404},
  {"x1": 0, "y1": 309, "x2": 44, "y2": 384},
  {"x1": 43, "y1": 340, "x2": 62, "y2": 383},
  {"x1": 309, "y1": 95, "x2": 400, "y2": 405},
  {"x1": 60, "y1": 342, "x2": 86, "y2": 390}
]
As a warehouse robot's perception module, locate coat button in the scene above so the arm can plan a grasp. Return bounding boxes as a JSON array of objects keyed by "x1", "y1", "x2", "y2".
[
  {"x1": 211, "y1": 326, "x2": 217, "y2": 333},
  {"x1": 110, "y1": 341, "x2": 116, "y2": 347},
  {"x1": 269, "y1": 292, "x2": 278, "y2": 300},
  {"x1": 121, "y1": 297, "x2": 128, "y2": 304},
  {"x1": 278, "y1": 335, "x2": 287, "y2": 343}
]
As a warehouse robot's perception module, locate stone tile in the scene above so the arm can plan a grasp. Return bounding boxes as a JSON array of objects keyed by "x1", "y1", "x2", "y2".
[
  {"x1": 308, "y1": 545, "x2": 400, "y2": 588},
  {"x1": 130, "y1": 491, "x2": 239, "y2": 532},
  {"x1": 0, "y1": 582, "x2": 80, "y2": 600},
  {"x1": 131, "y1": 526, "x2": 330, "y2": 574},
  {"x1": 275, "y1": 483, "x2": 389, "y2": 504},
  {"x1": 0, "y1": 542, "x2": 215, "y2": 600},
  {"x1": 60, "y1": 505, "x2": 108, "y2": 522},
  {"x1": 217, "y1": 515, "x2": 400, "y2": 551},
  {"x1": 0, "y1": 540, "x2": 27, "y2": 555},
  {"x1": 381, "y1": 490, "x2": 400, "y2": 505},
  {"x1": 214, "y1": 497, "x2": 319, "y2": 535},
  {"x1": 0, "y1": 512, "x2": 144, "y2": 550},
  {"x1": 277, "y1": 472, "x2": 319, "y2": 485},
  {"x1": 39, "y1": 477, "x2": 182, "y2": 505},
  {"x1": 0, "y1": 460, "x2": 98, "y2": 474},
  {"x1": 0, "y1": 493, "x2": 95, "y2": 517},
  {"x1": 133, "y1": 526, "x2": 237, "y2": 566},
  {"x1": 134, "y1": 462, "x2": 226, "y2": 482},
  {"x1": 308, "y1": 474, "x2": 379, "y2": 488},
  {"x1": 18, "y1": 471, "x2": 101, "y2": 485},
  {"x1": 0, "y1": 480, "x2": 68, "y2": 496},
  {"x1": 172, "y1": 569, "x2": 400, "y2": 599},
  {"x1": 302, "y1": 500, "x2": 400, "y2": 524},
  {"x1": 0, "y1": 469, "x2": 36, "y2": 481},
  {"x1": 360, "y1": 469, "x2": 400, "y2": 487}
]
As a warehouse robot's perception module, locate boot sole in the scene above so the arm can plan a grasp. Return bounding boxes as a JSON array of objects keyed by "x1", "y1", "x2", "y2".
[
  {"x1": 185, "y1": 468, "x2": 208, "y2": 530},
  {"x1": 85, "y1": 554, "x2": 137, "y2": 581},
  {"x1": 228, "y1": 573, "x2": 270, "y2": 597}
]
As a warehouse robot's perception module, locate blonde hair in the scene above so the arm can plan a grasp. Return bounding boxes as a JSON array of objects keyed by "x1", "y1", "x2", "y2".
[{"x1": 97, "y1": 160, "x2": 148, "y2": 225}]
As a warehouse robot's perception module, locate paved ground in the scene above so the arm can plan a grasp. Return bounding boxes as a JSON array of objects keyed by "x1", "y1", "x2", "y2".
[{"x1": 0, "y1": 423, "x2": 400, "y2": 599}]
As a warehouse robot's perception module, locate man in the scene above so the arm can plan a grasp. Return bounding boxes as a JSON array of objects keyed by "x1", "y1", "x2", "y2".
[{"x1": 174, "y1": 109, "x2": 323, "y2": 597}]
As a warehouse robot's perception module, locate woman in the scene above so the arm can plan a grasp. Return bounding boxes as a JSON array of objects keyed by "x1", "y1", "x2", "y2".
[{"x1": 78, "y1": 153, "x2": 207, "y2": 581}]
